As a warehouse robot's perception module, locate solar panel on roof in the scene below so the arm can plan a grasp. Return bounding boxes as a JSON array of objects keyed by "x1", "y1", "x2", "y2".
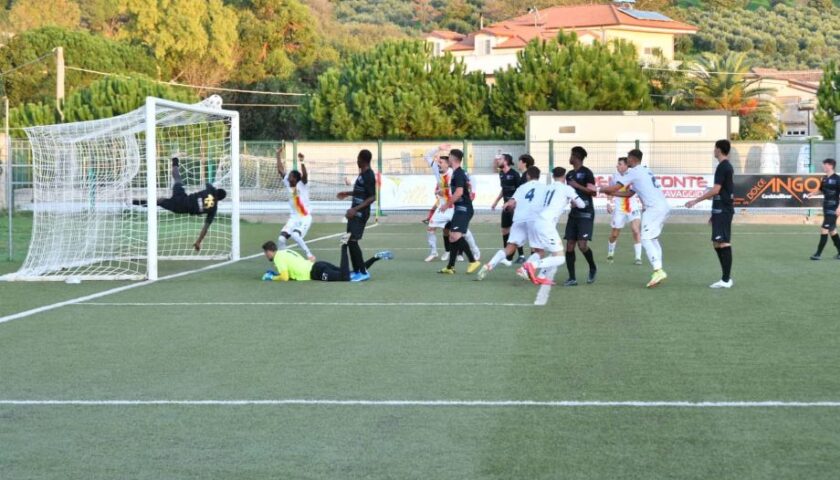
[{"x1": 619, "y1": 8, "x2": 673, "y2": 21}]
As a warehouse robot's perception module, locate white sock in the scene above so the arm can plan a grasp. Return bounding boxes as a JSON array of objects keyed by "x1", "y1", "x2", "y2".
[
  {"x1": 277, "y1": 235, "x2": 288, "y2": 249},
  {"x1": 290, "y1": 231, "x2": 312, "y2": 257},
  {"x1": 488, "y1": 249, "x2": 507, "y2": 269},
  {"x1": 526, "y1": 253, "x2": 541, "y2": 265},
  {"x1": 608, "y1": 241, "x2": 616, "y2": 255},
  {"x1": 465, "y1": 230, "x2": 480, "y2": 258},
  {"x1": 634, "y1": 242, "x2": 642, "y2": 260},
  {"x1": 642, "y1": 238, "x2": 662, "y2": 271},
  {"x1": 537, "y1": 255, "x2": 566, "y2": 269},
  {"x1": 426, "y1": 230, "x2": 438, "y2": 255}
]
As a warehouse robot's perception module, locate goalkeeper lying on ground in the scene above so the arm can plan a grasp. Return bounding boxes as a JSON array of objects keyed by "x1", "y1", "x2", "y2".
[
  {"x1": 133, "y1": 157, "x2": 227, "y2": 252},
  {"x1": 261, "y1": 235, "x2": 393, "y2": 282}
]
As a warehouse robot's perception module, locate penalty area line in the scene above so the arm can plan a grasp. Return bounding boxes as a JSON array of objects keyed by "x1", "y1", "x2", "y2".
[
  {"x1": 2, "y1": 399, "x2": 840, "y2": 408},
  {"x1": 77, "y1": 302, "x2": 534, "y2": 308},
  {"x1": 0, "y1": 228, "x2": 371, "y2": 326}
]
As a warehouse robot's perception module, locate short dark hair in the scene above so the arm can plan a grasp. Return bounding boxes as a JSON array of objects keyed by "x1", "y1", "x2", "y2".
[
  {"x1": 628, "y1": 149, "x2": 643, "y2": 161},
  {"x1": 824, "y1": 158, "x2": 837, "y2": 169},
  {"x1": 358, "y1": 149, "x2": 372, "y2": 164},
  {"x1": 449, "y1": 149, "x2": 464, "y2": 161},
  {"x1": 715, "y1": 139, "x2": 731, "y2": 155},
  {"x1": 262, "y1": 241, "x2": 277, "y2": 252},
  {"x1": 215, "y1": 189, "x2": 227, "y2": 201},
  {"x1": 502, "y1": 153, "x2": 514, "y2": 167},
  {"x1": 552, "y1": 166, "x2": 566, "y2": 178},
  {"x1": 518, "y1": 154, "x2": 535, "y2": 168},
  {"x1": 571, "y1": 146, "x2": 588, "y2": 161},
  {"x1": 526, "y1": 166, "x2": 541, "y2": 181},
  {"x1": 617, "y1": 156, "x2": 628, "y2": 165},
  {"x1": 289, "y1": 170, "x2": 302, "y2": 183}
]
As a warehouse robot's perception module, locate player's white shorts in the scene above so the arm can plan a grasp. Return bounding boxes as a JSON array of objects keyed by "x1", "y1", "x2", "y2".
[
  {"x1": 281, "y1": 215, "x2": 312, "y2": 238},
  {"x1": 611, "y1": 209, "x2": 641, "y2": 229},
  {"x1": 530, "y1": 219, "x2": 563, "y2": 253},
  {"x1": 507, "y1": 221, "x2": 531, "y2": 247},
  {"x1": 640, "y1": 207, "x2": 669, "y2": 240},
  {"x1": 429, "y1": 207, "x2": 454, "y2": 228}
]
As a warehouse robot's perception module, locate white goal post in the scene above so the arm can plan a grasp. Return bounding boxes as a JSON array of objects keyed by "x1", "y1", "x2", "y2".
[{"x1": 2, "y1": 96, "x2": 240, "y2": 281}]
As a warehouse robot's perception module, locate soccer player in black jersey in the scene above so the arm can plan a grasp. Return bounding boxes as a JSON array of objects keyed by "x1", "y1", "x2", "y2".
[
  {"x1": 439, "y1": 149, "x2": 481, "y2": 274},
  {"x1": 336, "y1": 149, "x2": 377, "y2": 281},
  {"x1": 563, "y1": 146, "x2": 597, "y2": 286},
  {"x1": 132, "y1": 157, "x2": 226, "y2": 252},
  {"x1": 809, "y1": 158, "x2": 840, "y2": 260},
  {"x1": 491, "y1": 153, "x2": 521, "y2": 264},
  {"x1": 686, "y1": 139, "x2": 735, "y2": 288}
]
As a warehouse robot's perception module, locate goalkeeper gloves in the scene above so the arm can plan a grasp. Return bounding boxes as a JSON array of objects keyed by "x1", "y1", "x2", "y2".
[{"x1": 262, "y1": 270, "x2": 278, "y2": 281}]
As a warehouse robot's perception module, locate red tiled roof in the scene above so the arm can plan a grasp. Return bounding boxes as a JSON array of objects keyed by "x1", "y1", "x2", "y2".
[
  {"x1": 751, "y1": 68, "x2": 823, "y2": 84},
  {"x1": 504, "y1": 4, "x2": 697, "y2": 32},
  {"x1": 428, "y1": 30, "x2": 465, "y2": 41}
]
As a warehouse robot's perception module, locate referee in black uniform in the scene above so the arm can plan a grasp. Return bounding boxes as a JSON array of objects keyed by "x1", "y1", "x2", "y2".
[
  {"x1": 337, "y1": 149, "x2": 377, "y2": 281},
  {"x1": 686, "y1": 139, "x2": 735, "y2": 288},
  {"x1": 809, "y1": 158, "x2": 840, "y2": 260},
  {"x1": 491, "y1": 153, "x2": 521, "y2": 262}
]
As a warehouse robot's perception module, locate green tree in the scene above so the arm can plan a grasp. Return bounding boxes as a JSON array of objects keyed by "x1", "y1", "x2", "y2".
[
  {"x1": 225, "y1": 77, "x2": 307, "y2": 140},
  {"x1": 77, "y1": 0, "x2": 126, "y2": 36},
  {"x1": 8, "y1": 0, "x2": 82, "y2": 32},
  {"x1": 488, "y1": 32, "x2": 652, "y2": 138},
  {"x1": 232, "y1": 0, "x2": 338, "y2": 86},
  {"x1": 0, "y1": 27, "x2": 158, "y2": 106},
  {"x1": 305, "y1": 40, "x2": 491, "y2": 140},
  {"x1": 687, "y1": 51, "x2": 778, "y2": 139},
  {"x1": 10, "y1": 75, "x2": 197, "y2": 128},
  {"x1": 121, "y1": 0, "x2": 238, "y2": 86},
  {"x1": 815, "y1": 61, "x2": 839, "y2": 139}
]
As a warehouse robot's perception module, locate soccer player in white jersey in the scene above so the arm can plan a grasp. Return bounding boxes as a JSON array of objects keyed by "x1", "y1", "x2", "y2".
[
  {"x1": 475, "y1": 166, "x2": 543, "y2": 281},
  {"x1": 521, "y1": 167, "x2": 586, "y2": 285},
  {"x1": 276, "y1": 147, "x2": 315, "y2": 261},
  {"x1": 595, "y1": 149, "x2": 670, "y2": 288},
  {"x1": 607, "y1": 157, "x2": 643, "y2": 265}
]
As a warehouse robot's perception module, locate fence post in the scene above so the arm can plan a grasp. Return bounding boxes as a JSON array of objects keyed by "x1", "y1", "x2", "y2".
[
  {"x1": 548, "y1": 140, "x2": 555, "y2": 183},
  {"x1": 376, "y1": 139, "x2": 383, "y2": 219},
  {"x1": 292, "y1": 139, "x2": 298, "y2": 170},
  {"x1": 462, "y1": 139, "x2": 469, "y2": 172},
  {"x1": 809, "y1": 137, "x2": 815, "y2": 172},
  {"x1": 635, "y1": 139, "x2": 640, "y2": 151}
]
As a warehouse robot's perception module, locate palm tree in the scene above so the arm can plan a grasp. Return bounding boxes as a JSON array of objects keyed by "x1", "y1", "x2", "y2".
[{"x1": 688, "y1": 51, "x2": 779, "y2": 139}]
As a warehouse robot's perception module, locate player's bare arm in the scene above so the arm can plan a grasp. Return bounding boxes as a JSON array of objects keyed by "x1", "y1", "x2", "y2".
[{"x1": 685, "y1": 184, "x2": 722, "y2": 208}]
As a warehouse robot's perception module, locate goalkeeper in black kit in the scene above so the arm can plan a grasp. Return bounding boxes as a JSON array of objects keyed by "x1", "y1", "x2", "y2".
[{"x1": 133, "y1": 157, "x2": 227, "y2": 252}]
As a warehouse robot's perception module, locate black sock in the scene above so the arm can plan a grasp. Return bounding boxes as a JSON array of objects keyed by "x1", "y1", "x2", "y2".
[
  {"x1": 349, "y1": 242, "x2": 366, "y2": 274},
  {"x1": 517, "y1": 246, "x2": 524, "y2": 257},
  {"x1": 340, "y1": 244, "x2": 351, "y2": 280},
  {"x1": 718, "y1": 246, "x2": 732, "y2": 282},
  {"x1": 565, "y1": 250, "x2": 576, "y2": 280},
  {"x1": 459, "y1": 238, "x2": 475, "y2": 262},
  {"x1": 831, "y1": 233, "x2": 840, "y2": 254},
  {"x1": 503, "y1": 234, "x2": 513, "y2": 260},
  {"x1": 581, "y1": 248, "x2": 596, "y2": 272},
  {"x1": 816, "y1": 234, "x2": 828, "y2": 255},
  {"x1": 443, "y1": 235, "x2": 451, "y2": 253},
  {"x1": 364, "y1": 256, "x2": 380, "y2": 270},
  {"x1": 447, "y1": 242, "x2": 461, "y2": 268}
]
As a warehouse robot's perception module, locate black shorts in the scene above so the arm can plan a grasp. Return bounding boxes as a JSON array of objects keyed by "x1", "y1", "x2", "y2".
[
  {"x1": 311, "y1": 261, "x2": 347, "y2": 282},
  {"x1": 564, "y1": 216, "x2": 594, "y2": 241},
  {"x1": 711, "y1": 212, "x2": 733, "y2": 243},
  {"x1": 822, "y1": 212, "x2": 838, "y2": 231},
  {"x1": 501, "y1": 209, "x2": 514, "y2": 229},
  {"x1": 450, "y1": 207, "x2": 473, "y2": 234},
  {"x1": 346, "y1": 214, "x2": 369, "y2": 241},
  {"x1": 159, "y1": 183, "x2": 190, "y2": 214}
]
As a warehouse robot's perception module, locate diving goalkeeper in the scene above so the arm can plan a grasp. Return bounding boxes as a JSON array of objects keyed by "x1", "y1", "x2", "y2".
[
  {"x1": 133, "y1": 157, "x2": 227, "y2": 252},
  {"x1": 261, "y1": 237, "x2": 392, "y2": 282}
]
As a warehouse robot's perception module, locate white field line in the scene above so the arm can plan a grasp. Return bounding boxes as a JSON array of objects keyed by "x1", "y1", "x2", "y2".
[
  {"x1": 79, "y1": 302, "x2": 533, "y2": 307},
  {"x1": 1, "y1": 399, "x2": 840, "y2": 408},
  {"x1": 0, "y1": 228, "x2": 372, "y2": 326},
  {"x1": 534, "y1": 266, "x2": 558, "y2": 306}
]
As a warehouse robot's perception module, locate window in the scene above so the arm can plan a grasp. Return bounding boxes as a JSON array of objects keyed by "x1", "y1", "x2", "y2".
[
  {"x1": 674, "y1": 125, "x2": 703, "y2": 136},
  {"x1": 643, "y1": 47, "x2": 663, "y2": 56},
  {"x1": 483, "y1": 39, "x2": 492, "y2": 55},
  {"x1": 558, "y1": 126, "x2": 576, "y2": 134}
]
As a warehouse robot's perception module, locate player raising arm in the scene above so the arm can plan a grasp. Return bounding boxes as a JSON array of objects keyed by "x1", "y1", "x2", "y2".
[{"x1": 276, "y1": 146, "x2": 315, "y2": 261}]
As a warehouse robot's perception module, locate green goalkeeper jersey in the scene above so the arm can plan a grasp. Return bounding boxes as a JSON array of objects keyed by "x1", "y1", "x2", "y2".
[{"x1": 272, "y1": 250, "x2": 313, "y2": 281}]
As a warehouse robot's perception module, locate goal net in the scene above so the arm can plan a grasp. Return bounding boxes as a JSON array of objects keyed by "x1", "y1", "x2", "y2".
[{"x1": 3, "y1": 96, "x2": 239, "y2": 281}]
